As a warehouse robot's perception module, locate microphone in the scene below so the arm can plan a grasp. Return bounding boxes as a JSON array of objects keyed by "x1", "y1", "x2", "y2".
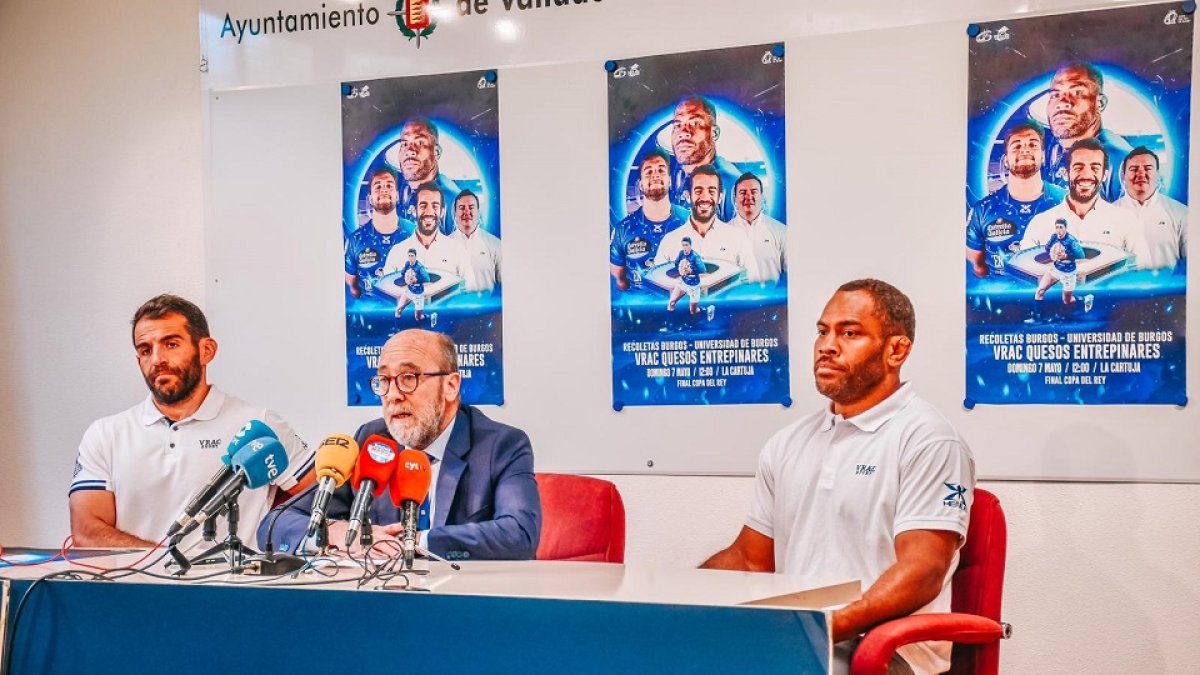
[
  {"x1": 177, "y1": 436, "x2": 290, "y2": 539},
  {"x1": 305, "y1": 434, "x2": 360, "y2": 539},
  {"x1": 345, "y1": 435, "x2": 399, "y2": 548},
  {"x1": 166, "y1": 419, "x2": 278, "y2": 537},
  {"x1": 389, "y1": 449, "x2": 432, "y2": 569}
]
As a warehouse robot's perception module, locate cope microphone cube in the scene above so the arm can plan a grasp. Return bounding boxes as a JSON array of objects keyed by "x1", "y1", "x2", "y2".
[{"x1": 352, "y1": 435, "x2": 399, "y2": 496}]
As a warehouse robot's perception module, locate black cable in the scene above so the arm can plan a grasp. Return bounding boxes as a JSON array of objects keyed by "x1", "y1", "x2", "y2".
[
  {"x1": 2, "y1": 571, "x2": 83, "y2": 674},
  {"x1": 263, "y1": 481, "x2": 319, "y2": 558}
]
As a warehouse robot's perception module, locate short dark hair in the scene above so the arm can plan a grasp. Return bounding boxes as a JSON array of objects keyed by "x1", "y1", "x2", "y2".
[
  {"x1": 415, "y1": 182, "x2": 443, "y2": 204},
  {"x1": 734, "y1": 172, "x2": 763, "y2": 192},
  {"x1": 454, "y1": 188, "x2": 479, "y2": 209},
  {"x1": 1056, "y1": 62, "x2": 1104, "y2": 90},
  {"x1": 688, "y1": 164, "x2": 722, "y2": 193},
  {"x1": 676, "y1": 96, "x2": 717, "y2": 123},
  {"x1": 836, "y1": 279, "x2": 916, "y2": 341},
  {"x1": 402, "y1": 116, "x2": 440, "y2": 141},
  {"x1": 1122, "y1": 145, "x2": 1159, "y2": 172},
  {"x1": 131, "y1": 295, "x2": 210, "y2": 344},
  {"x1": 638, "y1": 148, "x2": 671, "y2": 172},
  {"x1": 369, "y1": 167, "x2": 396, "y2": 188},
  {"x1": 1003, "y1": 120, "x2": 1046, "y2": 149},
  {"x1": 1067, "y1": 137, "x2": 1108, "y2": 171}
]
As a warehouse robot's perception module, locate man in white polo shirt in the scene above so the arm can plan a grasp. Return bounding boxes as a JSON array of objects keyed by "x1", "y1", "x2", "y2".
[
  {"x1": 702, "y1": 279, "x2": 975, "y2": 675},
  {"x1": 654, "y1": 166, "x2": 751, "y2": 286},
  {"x1": 728, "y1": 171, "x2": 786, "y2": 283},
  {"x1": 1115, "y1": 146, "x2": 1187, "y2": 272},
  {"x1": 1020, "y1": 139, "x2": 1147, "y2": 267},
  {"x1": 69, "y1": 294, "x2": 315, "y2": 550}
]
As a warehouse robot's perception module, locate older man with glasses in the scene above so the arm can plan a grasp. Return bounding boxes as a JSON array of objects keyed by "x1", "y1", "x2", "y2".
[{"x1": 259, "y1": 329, "x2": 541, "y2": 560}]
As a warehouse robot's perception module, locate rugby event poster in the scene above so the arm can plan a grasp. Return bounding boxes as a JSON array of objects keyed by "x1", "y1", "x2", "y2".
[
  {"x1": 342, "y1": 70, "x2": 504, "y2": 406},
  {"x1": 965, "y1": 3, "x2": 1189, "y2": 405},
  {"x1": 607, "y1": 43, "x2": 790, "y2": 408}
]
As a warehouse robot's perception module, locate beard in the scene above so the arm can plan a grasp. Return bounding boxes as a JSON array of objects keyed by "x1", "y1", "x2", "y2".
[
  {"x1": 814, "y1": 349, "x2": 887, "y2": 406},
  {"x1": 418, "y1": 215, "x2": 439, "y2": 236},
  {"x1": 385, "y1": 399, "x2": 445, "y2": 449},
  {"x1": 1008, "y1": 158, "x2": 1039, "y2": 179},
  {"x1": 1050, "y1": 110, "x2": 1098, "y2": 140},
  {"x1": 144, "y1": 356, "x2": 202, "y2": 406},
  {"x1": 401, "y1": 159, "x2": 433, "y2": 182},
  {"x1": 372, "y1": 196, "x2": 396, "y2": 215},
  {"x1": 643, "y1": 184, "x2": 667, "y2": 200},
  {"x1": 1069, "y1": 179, "x2": 1099, "y2": 202},
  {"x1": 692, "y1": 200, "x2": 716, "y2": 224},
  {"x1": 673, "y1": 140, "x2": 711, "y2": 166}
]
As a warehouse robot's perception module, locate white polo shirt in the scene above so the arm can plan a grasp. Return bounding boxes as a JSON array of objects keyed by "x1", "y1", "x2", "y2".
[
  {"x1": 746, "y1": 384, "x2": 975, "y2": 675},
  {"x1": 1021, "y1": 198, "x2": 1148, "y2": 267},
  {"x1": 387, "y1": 232, "x2": 469, "y2": 279},
  {"x1": 70, "y1": 386, "x2": 314, "y2": 551},
  {"x1": 1115, "y1": 191, "x2": 1188, "y2": 271},
  {"x1": 450, "y1": 227, "x2": 502, "y2": 292},
  {"x1": 729, "y1": 212, "x2": 787, "y2": 282},
  {"x1": 654, "y1": 219, "x2": 751, "y2": 267}
]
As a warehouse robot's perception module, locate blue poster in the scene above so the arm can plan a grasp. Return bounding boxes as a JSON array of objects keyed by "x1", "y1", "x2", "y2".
[
  {"x1": 607, "y1": 44, "x2": 790, "y2": 408},
  {"x1": 342, "y1": 71, "x2": 503, "y2": 406},
  {"x1": 965, "y1": 3, "x2": 1190, "y2": 405}
]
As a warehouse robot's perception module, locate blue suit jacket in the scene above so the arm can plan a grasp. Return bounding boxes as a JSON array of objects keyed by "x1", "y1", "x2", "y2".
[{"x1": 257, "y1": 405, "x2": 541, "y2": 560}]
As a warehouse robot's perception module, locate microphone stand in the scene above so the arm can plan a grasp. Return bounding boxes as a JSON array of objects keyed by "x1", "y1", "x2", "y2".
[
  {"x1": 358, "y1": 513, "x2": 374, "y2": 550},
  {"x1": 409, "y1": 543, "x2": 460, "y2": 572},
  {"x1": 181, "y1": 487, "x2": 258, "y2": 574},
  {"x1": 315, "y1": 517, "x2": 330, "y2": 552},
  {"x1": 243, "y1": 482, "x2": 318, "y2": 576}
]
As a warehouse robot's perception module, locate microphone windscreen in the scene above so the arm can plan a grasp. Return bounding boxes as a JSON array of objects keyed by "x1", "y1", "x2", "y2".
[
  {"x1": 231, "y1": 437, "x2": 290, "y2": 489},
  {"x1": 389, "y1": 449, "x2": 432, "y2": 506},
  {"x1": 227, "y1": 419, "x2": 279, "y2": 457},
  {"x1": 351, "y1": 435, "x2": 399, "y2": 497},
  {"x1": 315, "y1": 434, "x2": 359, "y2": 487}
]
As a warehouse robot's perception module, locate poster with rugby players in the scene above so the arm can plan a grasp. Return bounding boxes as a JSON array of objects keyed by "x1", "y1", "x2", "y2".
[
  {"x1": 607, "y1": 43, "x2": 789, "y2": 408},
  {"x1": 342, "y1": 70, "x2": 504, "y2": 406},
  {"x1": 965, "y1": 2, "x2": 1189, "y2": 405}
]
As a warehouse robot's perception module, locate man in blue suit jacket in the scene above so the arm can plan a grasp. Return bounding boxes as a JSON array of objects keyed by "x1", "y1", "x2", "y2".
[{"x1": 258, "y1": 329, "x2": 540, "y2": 560}]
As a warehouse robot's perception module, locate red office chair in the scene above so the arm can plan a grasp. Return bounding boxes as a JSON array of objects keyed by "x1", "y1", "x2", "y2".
[
  {"x1": 851, "y1": 488, "x2": 1011, "y2": 675},
  {"x1": 534, "y1": 473, "x2": 626, "y2": 563}
]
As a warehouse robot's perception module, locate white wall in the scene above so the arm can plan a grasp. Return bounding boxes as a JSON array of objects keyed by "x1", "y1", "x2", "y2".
[
  {"x1": 0, "y1": 0, "x2": 206, "y2": 544},
  {"x1": 1, "y1": 1, "x2": 1199, "y2": 673}
]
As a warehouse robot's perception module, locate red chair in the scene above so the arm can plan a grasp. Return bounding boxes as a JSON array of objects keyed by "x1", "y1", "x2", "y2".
[
  {"x1": 851, "y1": 488, "x2": 1011, "y2": 675},
  {"x1": 535, "y1": 473, "x2": 626, "y2": 563}
]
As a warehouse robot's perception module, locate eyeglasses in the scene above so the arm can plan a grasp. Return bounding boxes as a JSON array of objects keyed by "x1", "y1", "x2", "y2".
[{"x1": 370, "y1": 371, "x2": 451, "y2": 396}]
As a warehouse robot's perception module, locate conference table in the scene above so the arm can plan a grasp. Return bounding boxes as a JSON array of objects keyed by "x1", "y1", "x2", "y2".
[{"x1": 1, "y1": 551, "x2": 858, "y2": 673}]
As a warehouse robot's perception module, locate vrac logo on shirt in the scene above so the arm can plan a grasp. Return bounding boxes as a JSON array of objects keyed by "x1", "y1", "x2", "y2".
[
  {"x1": 199, "y1": 439, "x2": 223, "y2": 450},
  {"x1": 854, "y1": 464, "x2": 876, "y2": 476},
  {"x1": 942, "y1": 483, "x2": 968, "y2": 510}
]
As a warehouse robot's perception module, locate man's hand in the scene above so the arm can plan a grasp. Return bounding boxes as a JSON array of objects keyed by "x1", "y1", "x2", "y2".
[
  {"x1": 404, "y1": 269, "x2": 417, "y2": 285},
  {"x1": 1050, "y1": 242, "x2": 1066, "y2": 260},
  {"x1": 324, "y1": 519, "x2": 400, "y2": 554},
  {"x1": 678, "y1": 259, "x2": 693, "y2": 276}
]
